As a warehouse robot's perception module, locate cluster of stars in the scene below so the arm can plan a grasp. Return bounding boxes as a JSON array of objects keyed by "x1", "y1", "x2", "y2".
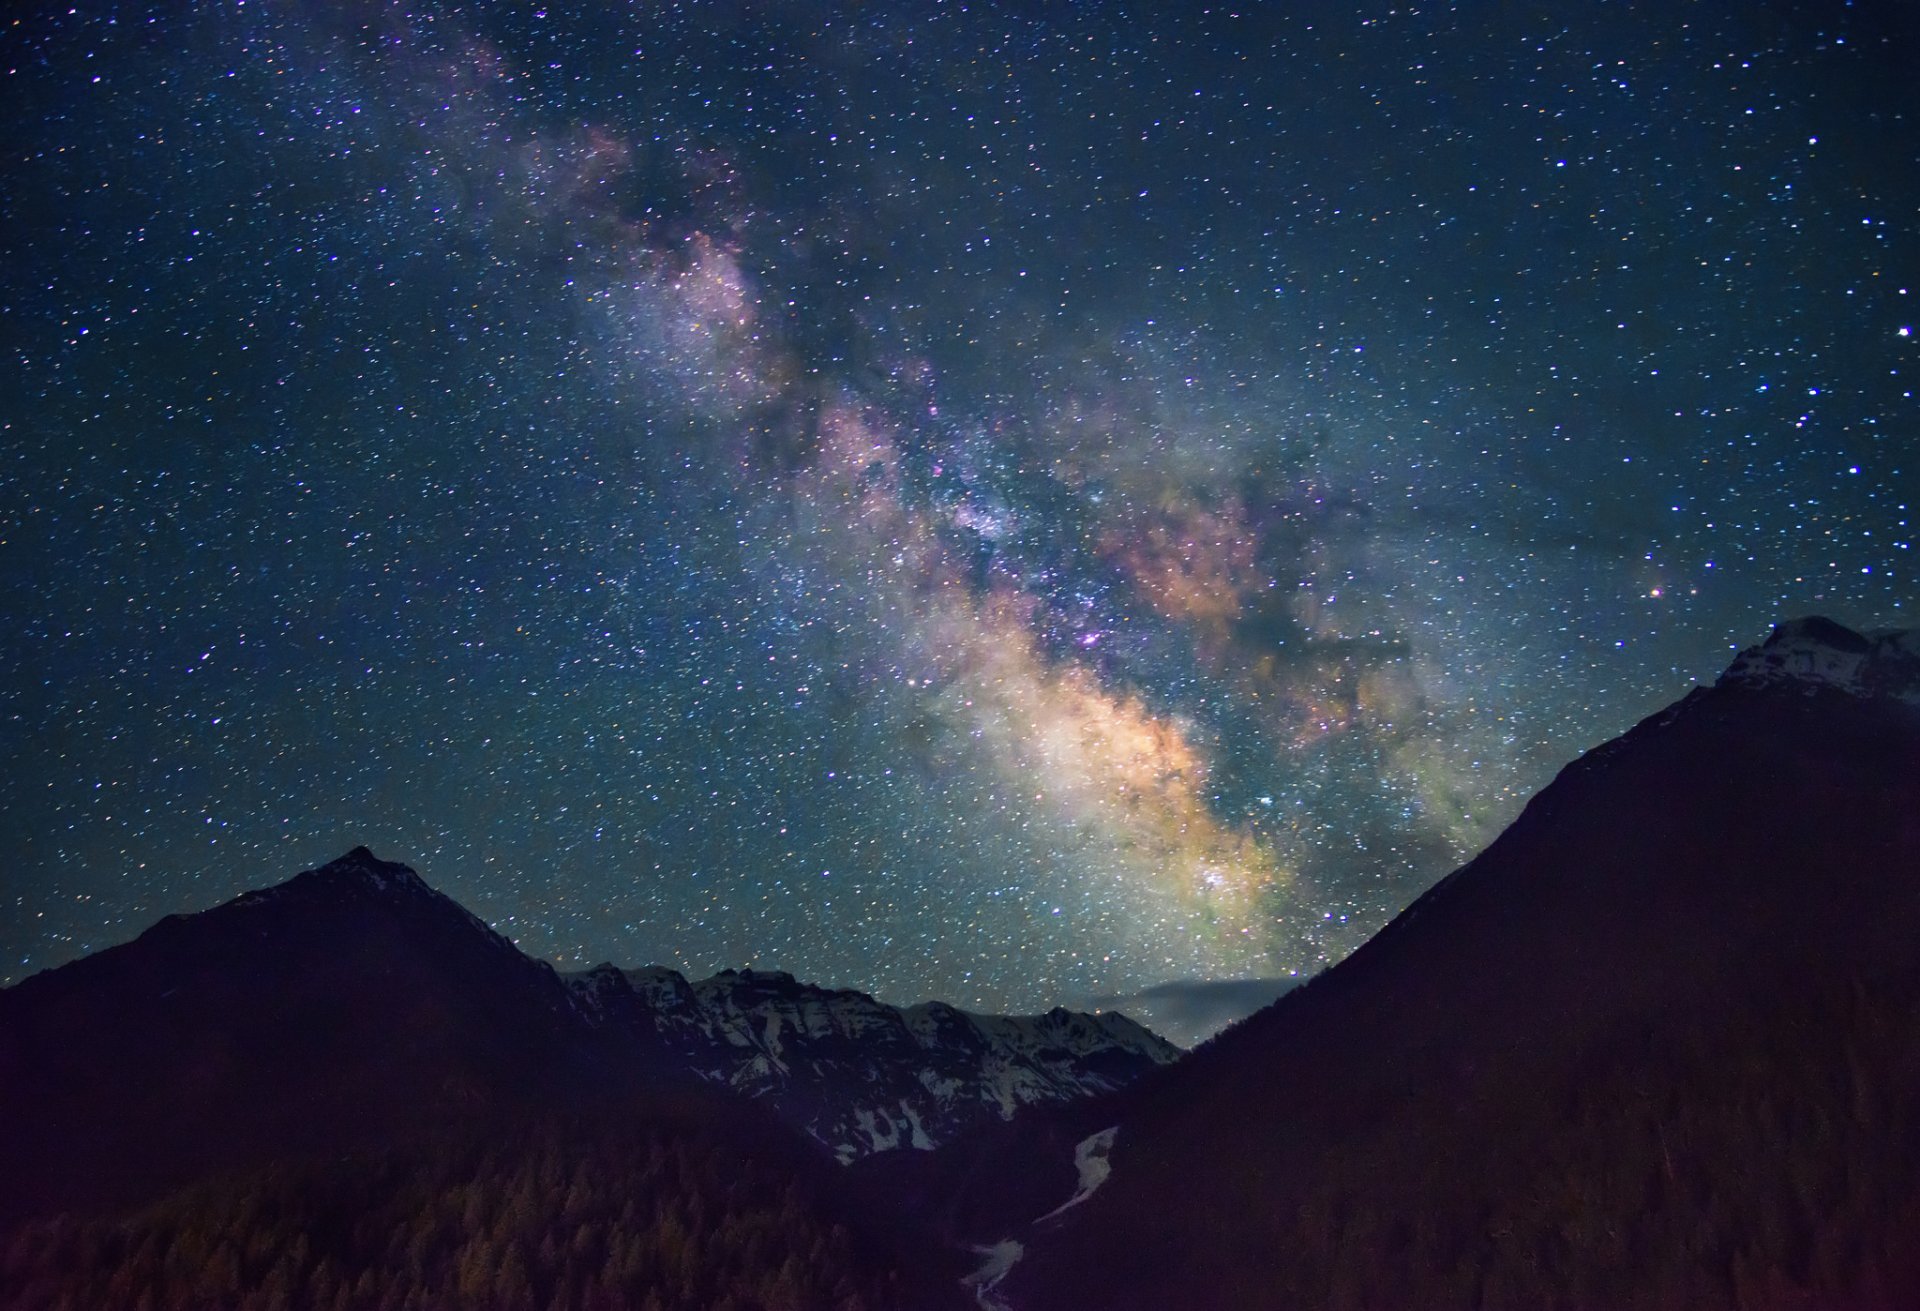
[{"x1": 2, "y1": 2, "x2": 1911, "y2": 1038}]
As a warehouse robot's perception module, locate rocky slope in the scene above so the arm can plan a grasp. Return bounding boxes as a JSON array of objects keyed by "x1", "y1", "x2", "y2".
[
  {"x1": 0, "y1": 846, "x2": 1175, "y2": 1229},
  {"x1": 567, "y1": 962, "x2": 1178, "y2": 1162}
]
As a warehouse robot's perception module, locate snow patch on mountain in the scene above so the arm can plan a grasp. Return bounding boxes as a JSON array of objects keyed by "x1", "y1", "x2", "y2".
[
  {"x1": 1039, "y1": 1126, "x2": 1120, "y2": 1222},
  {"x1": 563, "y1": 965, "x2": 1180, "y2": 1160},
  {"x1": 963, "y1": 1240, "x2": 1024, "y2": 1311}
]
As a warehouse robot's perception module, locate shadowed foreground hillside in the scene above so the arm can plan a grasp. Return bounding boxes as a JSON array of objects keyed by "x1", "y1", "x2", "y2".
[
  {"x1": 1005, "y1": 627, "x2": 1920, "y2": 1311},
  {"x1": 0, "y1": 848, "x2": 972, "y2": 1311},
  {"x1": 0, "y1": 1112, "x2": 964, "y2": 1311}
]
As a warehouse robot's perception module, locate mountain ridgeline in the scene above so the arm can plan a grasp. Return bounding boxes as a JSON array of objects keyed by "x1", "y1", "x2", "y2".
[
  {"x1": 0, "y1": 848, "x2": 1168, "y2": 1311},
  {"x1": 981, "y1": 616, "x2": 1920, "y2": 1309},
  {"x1": 3, "y1": 616, "x2": 1919, "y2": 1310},
  {"x1": 566, "y1": 963, "x2": 1177, "y2": 1163}
]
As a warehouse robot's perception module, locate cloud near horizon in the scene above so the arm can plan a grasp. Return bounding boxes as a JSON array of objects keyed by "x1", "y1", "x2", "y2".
[{"x1": 1089, "y1": 976, "x2": 1303, "y2": 1048}]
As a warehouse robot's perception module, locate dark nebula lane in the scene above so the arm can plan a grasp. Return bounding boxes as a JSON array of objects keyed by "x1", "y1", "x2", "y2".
[{"x1": 3, "y1": 1, "x2": 1913, "y2": 1038}]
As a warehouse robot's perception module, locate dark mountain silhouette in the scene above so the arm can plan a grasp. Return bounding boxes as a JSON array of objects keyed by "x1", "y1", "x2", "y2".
[
  {"x1": 0, "y1": 847, "x2": 989, "y2": 1308},
  {"x1": 0, "y1": 845, "x2": 1171, "y2": 1225},
  {"x1": 0, "y1": 846, "x2": 619, "y2": 1227},
  {"x1": 971, "y1": 617, "x2": 1920, "y2": 1309},
  {"x1": 0, "y1": 845, "x2": 1173, "y2": 1308}
]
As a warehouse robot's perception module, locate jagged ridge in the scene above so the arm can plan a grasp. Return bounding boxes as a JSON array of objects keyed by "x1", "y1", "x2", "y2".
[
  {"x1": 1719, "y1": 615, "x2": 1920, "y2": 704},
  {"x1": 566, "y1": 962, "x2": 1180, "y2": 1162}
]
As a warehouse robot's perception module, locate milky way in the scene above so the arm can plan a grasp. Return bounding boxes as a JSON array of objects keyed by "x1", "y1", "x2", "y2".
[{"x1": 4, "y1": 2, "x2": 1914, "y2": 1040}]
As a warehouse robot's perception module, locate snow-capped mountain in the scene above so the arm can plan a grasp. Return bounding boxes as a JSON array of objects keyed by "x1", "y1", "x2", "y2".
[
  {"x1": 566, "y1": 962, "x2": 1180, "y2": 1161},
  {"x1": 0, "y1": 845, "x2": 1179, "y2": 1229},
  {"x1": 1719, "y1": 614, "x2": 1920, "y2": 704}
]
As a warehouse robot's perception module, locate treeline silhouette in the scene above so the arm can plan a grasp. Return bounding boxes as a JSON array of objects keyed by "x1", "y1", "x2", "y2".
[{"x1": 0, "y1": 1113, "x2": 960, "y2": 1311}]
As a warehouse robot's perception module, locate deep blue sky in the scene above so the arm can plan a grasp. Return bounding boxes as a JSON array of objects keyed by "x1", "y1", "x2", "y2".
[{"x1": 4, "y1": 1, "x2": 1913, "y2": 1037}]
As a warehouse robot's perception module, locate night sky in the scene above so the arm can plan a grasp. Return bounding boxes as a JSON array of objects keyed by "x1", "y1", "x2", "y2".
[{"x1": 4, "y1": 1, "x2": 1914, "y2": 1040}]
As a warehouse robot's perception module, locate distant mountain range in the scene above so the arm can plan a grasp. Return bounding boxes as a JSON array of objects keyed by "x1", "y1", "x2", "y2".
[
  {"x1": 567, "y1": 961, "x2": 1176, "y2": 1163},
  {"x1": 0, "y1": 843, "x2": 1170, "y2": 1309},
  {"x1": 0, "y1": 847, "x2": 1173, "y2": 1222},
  {"x1": 4, "y1": 616, "x2": 1917, "y2": 1310}
]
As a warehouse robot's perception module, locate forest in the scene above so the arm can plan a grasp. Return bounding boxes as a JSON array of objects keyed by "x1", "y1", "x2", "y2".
[{"x1": 0, "y1": 1113, "x2": 963, "y2": 1311}]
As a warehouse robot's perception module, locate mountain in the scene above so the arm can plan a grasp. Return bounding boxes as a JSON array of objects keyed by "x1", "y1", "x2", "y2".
[
  {"x1": 0, "y1": 846, "x2": 614, "y2": 1227},
  {"x1": 1719, "y1": 614, "x2": 1920, "y2": 702},
  {"x1": 0, "y1": 847, "x2": 1028, "y2": 1308},
  {"x1": 951, "y1": 617, "x2": 1920, "y2": 1310},
  {"x1": 0, "y1": 846, "x2": 1171, "y2": 1228},
  {"x1": 567, "y1": 962, "x2": 1178, "y2": 1162}
]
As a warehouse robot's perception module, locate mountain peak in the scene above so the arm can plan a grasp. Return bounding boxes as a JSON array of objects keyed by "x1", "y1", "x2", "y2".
[
  {"x1": 216, "y1": 848, "x2": 528, "y2": 962},
  {"x1": 317, "y1": 844, "x2": 426, "y2": 886},
  {"x1": 1717, "y1": 615, "x2": 1920, "y2": 704},
  {"x1": 1762, "y1": 614, "x2": 1874, "y2": 652},
  {"x1": 229, "y1": 847, "x2": 434, "y2": 911}
]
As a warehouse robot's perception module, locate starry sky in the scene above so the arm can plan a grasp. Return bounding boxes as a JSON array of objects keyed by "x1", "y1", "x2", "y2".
[{"x1": 4, "y1": 0, "x2": 1914, "y2": 1040}]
